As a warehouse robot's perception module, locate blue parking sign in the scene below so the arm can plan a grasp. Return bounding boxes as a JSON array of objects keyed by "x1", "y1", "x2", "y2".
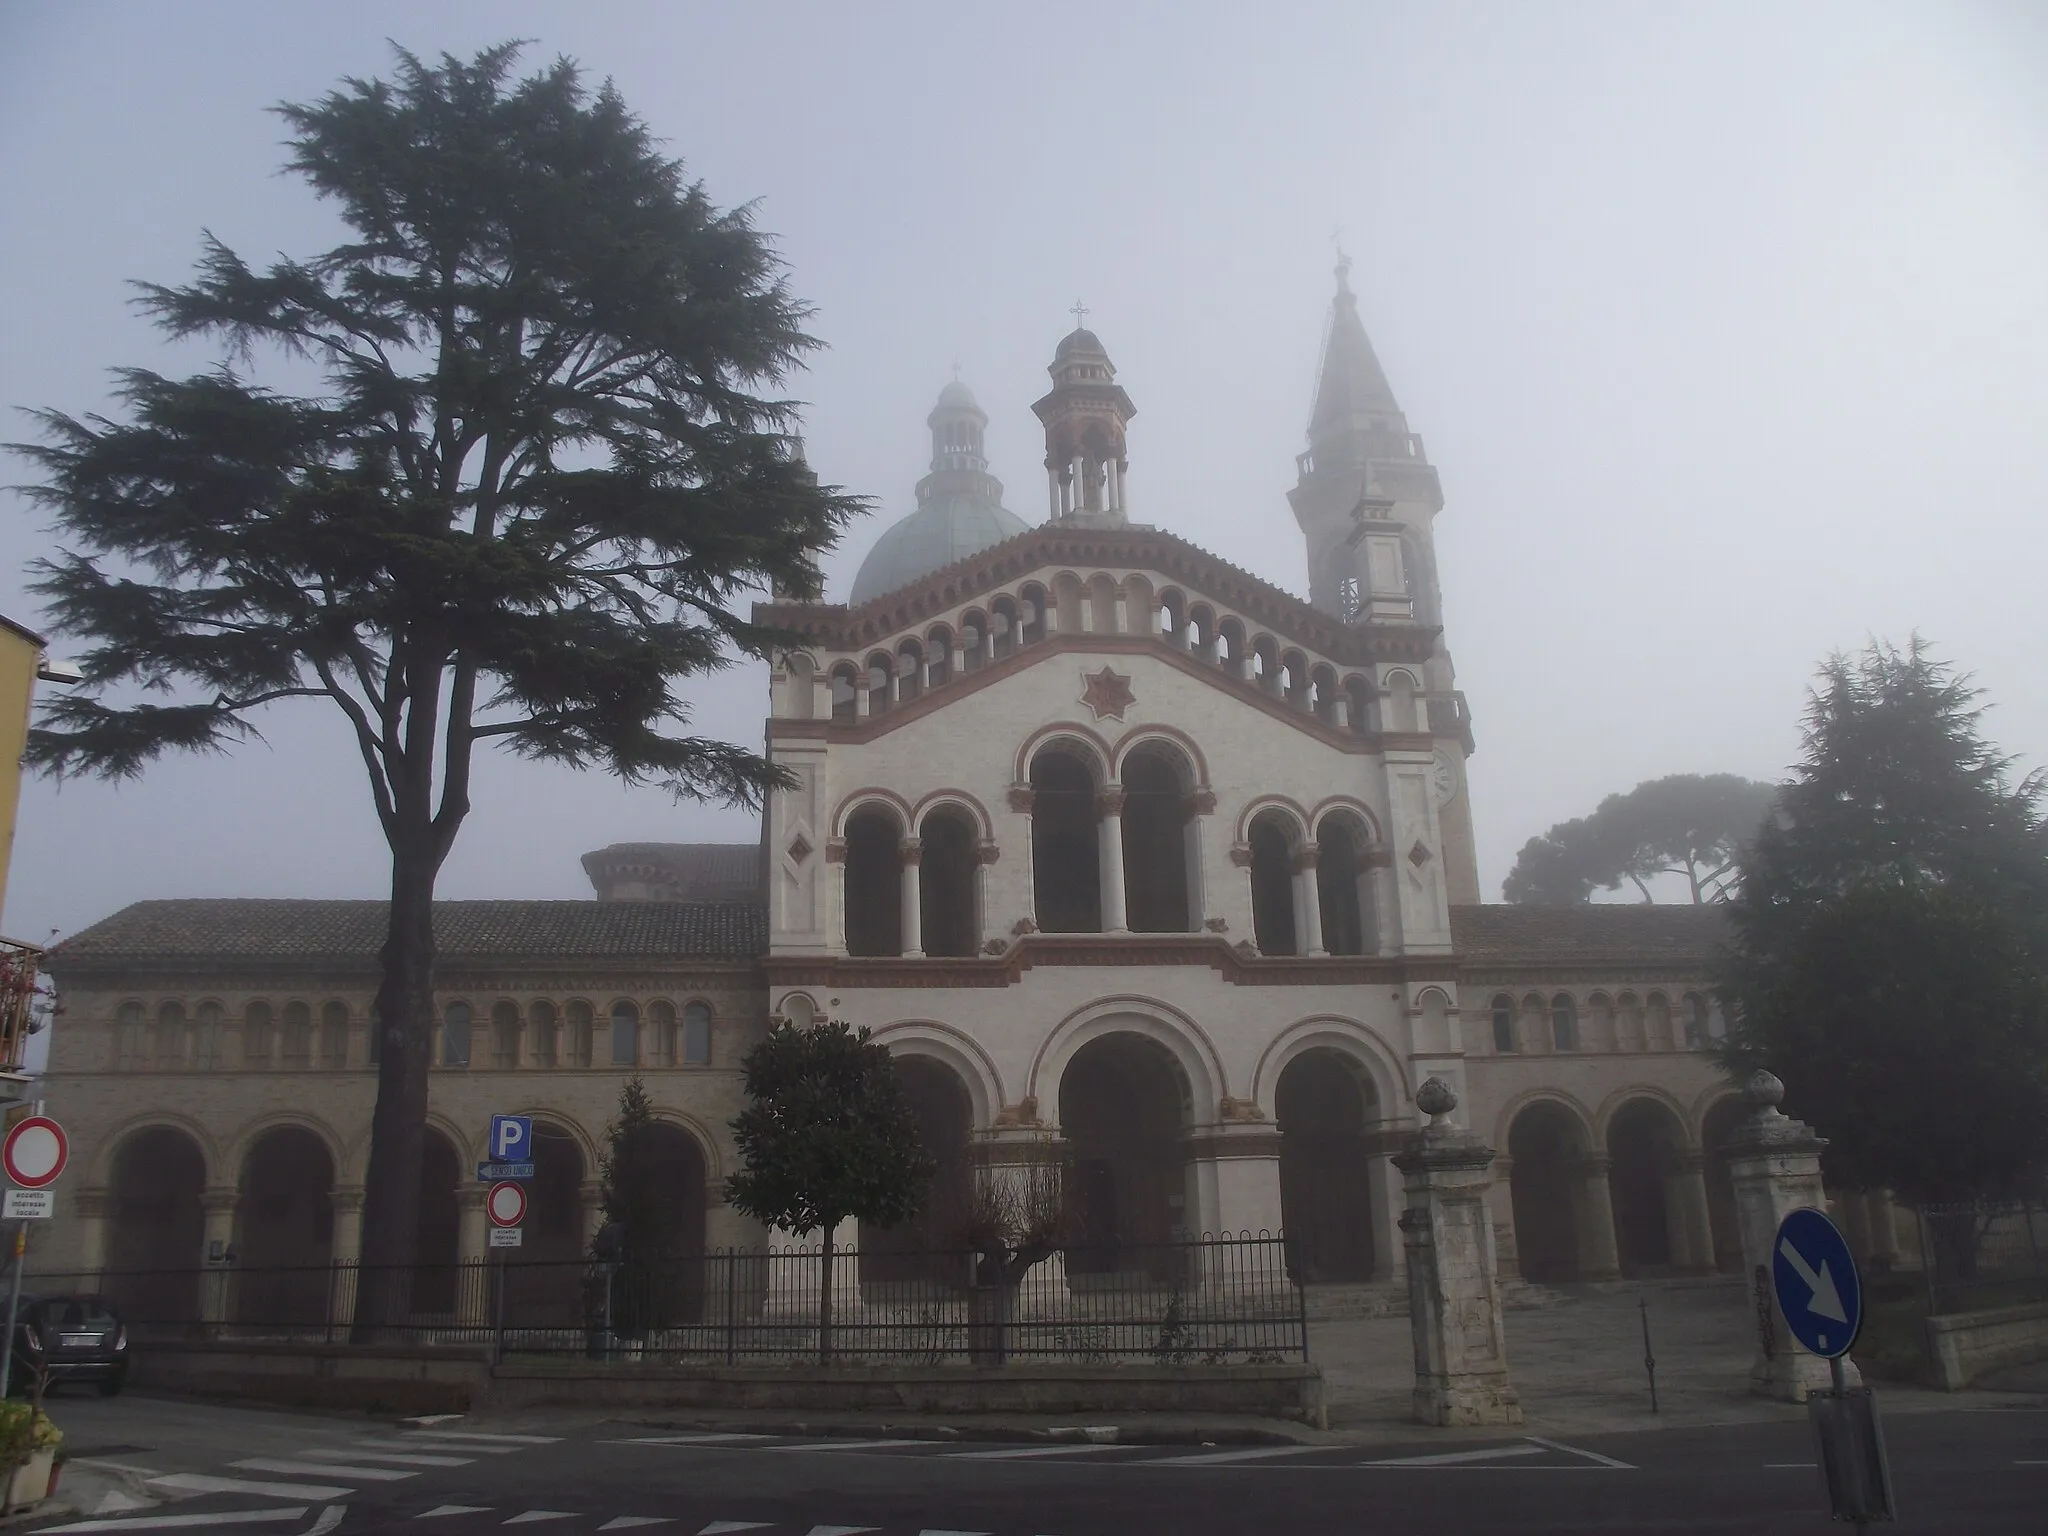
[{"x1": 489, "y1": 1114, "x2": 533, "y2": 1165}]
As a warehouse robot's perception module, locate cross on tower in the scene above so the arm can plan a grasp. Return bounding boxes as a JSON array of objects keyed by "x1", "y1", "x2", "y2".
[{"x1": 1070, "y1": 299, "x2": 1090, "y2": 328}]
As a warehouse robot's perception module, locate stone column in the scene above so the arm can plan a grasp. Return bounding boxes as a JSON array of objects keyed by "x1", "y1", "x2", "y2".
[
  {"x1": 330, "y1": 1186, "x2": 365, "y2": 1328},
  {"x1": 1573, "y1": 1155, "x2": 1623, "y2": 1280},
  {"x1": 1186, "y1": 1122, "x2": 1285, "y2": 1238},
  {"x1": 1393, "y1": 1078, "x2": 1521, "y2": 1426},
  {"x1": 71, "y1": 1188, "x2": 111, "y2": 1281},
  {"x1": 1723, "y1": 1071, "x2": 1860, "y2": 1400},
  {"x1": 1098, "y1": 786, "x2": 1128, "y2": 933},
  {"x1": 825, "y1": 838, "x2": 848, "y2": 954},
  {"x1": 201, "y1": 1186, "x2": 240, "y2": 1327},
  {"x1": 1865, "y1": 1191, "x2": 1901, "y2": 1273},
  {"x1": 899, "y1": 837, "x2": 924, "y2": 957},
  {"x1": 1294, "y1": 845, "x2": 1326, "y2": 956},
  {"x1": 1670, "y1": 1153, "x2": 1717, "y2": 1274}
]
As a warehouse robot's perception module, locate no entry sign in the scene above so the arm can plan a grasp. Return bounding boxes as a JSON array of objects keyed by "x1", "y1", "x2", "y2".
[
  {"x1": 2, "y1": 1117, "x2": 67, "y2": 1189},
  {"x1": 485, "y1": 1179, "x2": 527, "y2": 1229}
]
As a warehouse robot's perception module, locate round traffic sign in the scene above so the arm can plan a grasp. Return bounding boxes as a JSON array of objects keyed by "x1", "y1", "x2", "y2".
[
  {"x1": 485, "y1": 1180, "x2": 527, "y2": 1228},
  {"x1": 1771, "y1": 1206, "x2": 1863, "y2": 1358},
  {"x1": 2, "y1": 1117, "x2": 67, "y2": 1189}
]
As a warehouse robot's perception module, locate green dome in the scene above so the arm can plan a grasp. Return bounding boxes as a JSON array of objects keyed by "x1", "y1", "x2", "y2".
[{"x1": 850, "y1": 492, "x2": 1028, "y2": 605}]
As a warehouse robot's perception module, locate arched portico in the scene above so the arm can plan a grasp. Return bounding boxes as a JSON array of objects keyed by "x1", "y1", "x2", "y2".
[
  {"x1": 1503, "y1": 1096, "x2": 1619, "y2": 1282},
  {"x1": 1058, "y1": 1031, "x2": 1189, "y2": 1277},
  {"x1": 862, "y1": 1053, "x2": 975, "y2": 1283},
  {"x1": 104, "y1": 1125, "x2": 208, "y2": 1324},
  {"x1": 234, "y1": 1125, "x2": 335, "y2": 1327},
  {"x1": 1275, "y1": 1048, "x2": 1377, "y2": 1281}
]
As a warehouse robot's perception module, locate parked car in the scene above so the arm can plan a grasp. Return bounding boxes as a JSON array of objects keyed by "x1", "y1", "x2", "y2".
[{"x1": 6, "y1": 1294, "x2": 129, "y2": 1397}]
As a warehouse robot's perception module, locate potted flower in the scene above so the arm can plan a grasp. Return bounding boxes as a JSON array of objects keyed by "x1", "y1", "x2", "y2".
[{"x1": 0, "y1": 1399, "x2": 63, "y2": 1511}]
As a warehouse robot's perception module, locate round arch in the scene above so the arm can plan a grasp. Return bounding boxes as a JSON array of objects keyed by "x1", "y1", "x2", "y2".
[
  {"x1": 226, "y1": 1111, "x2": 348, "y2": 1189},
  {"x1": 1234, "y1": 796, "x2": 1310, "y2": 846},
  {"x1": 1308, "y1": 796, "x2": 1382, "y2": 845},
  {"x1": 1110, "y1": 726, "x2": 1211, "y2": 790},
  {"x1": 909, "y1": 788, "x2": 996, "y2": 842},
  {"x1": 89, "y1": 1112, "x2": 222, "y2": 1188},
  {"x1": 103, "y1": 1124, "x2": 209, "y2": 1322},
  {"x1": 1012, "y1": 722, "x2": 1113, "y2": 787},
  {"x1": 1251, "y1": 1017, "x2": 1412, "y2": 1124},
  {"x1": 830, "y1": 787, "x2": 915, "y2": 839},
  {"x1": 1492, "y1": 1087, "x2": 1598, "y2": 1155},
  {"x1": 1503, "y1": 1094, "x2": 1597, "y2": 1283},
  {"x1": 1604, "y1": 1094, "x2": 1692, "y2": 1275},
  {"x1": 872, "y1": 1020, "x2": 1003, "y2": 1130},
  {"x1": 1026, "y1": 996, "x2": 1226, "y2": 1118},
  {"x1": 1593, "y1": 1084, "x2": 1699, "y2": 1148}
]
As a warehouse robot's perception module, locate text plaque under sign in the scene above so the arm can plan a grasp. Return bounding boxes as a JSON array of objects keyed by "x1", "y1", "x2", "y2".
[
  {"x1": 488, "y1": 1227, "x2": 523, "y2": 1249},
  {"x1": 476, "y1": 1162, "x2": 536, "y2": 1181},
  {"x1": 3, "y1": 1189, "x2": 53, "y2": 1220}
]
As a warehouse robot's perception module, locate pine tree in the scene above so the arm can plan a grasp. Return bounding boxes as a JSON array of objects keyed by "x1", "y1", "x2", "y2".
[
  {"x1": 1718, "y1": 639, "x2": 2048, "y2": 1212},
  {"x1": 595, "y1": 1074, "x2": 681, "y2": 1338},
  {"x1": 14, "y1": 44, "x2": 862, "y2": 1332}
]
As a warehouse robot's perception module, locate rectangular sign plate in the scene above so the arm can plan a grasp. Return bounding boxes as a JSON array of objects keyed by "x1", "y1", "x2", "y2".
[
  {"x1": 4, "y1": 1188, "x2": 53, "y2": 1219},
  {"x1": 488, "y1": 1227, "x2": 523, "y2": 1248},
  {"x1": 476, "y1": 1162, "x2": 536, "y2": 1181}
]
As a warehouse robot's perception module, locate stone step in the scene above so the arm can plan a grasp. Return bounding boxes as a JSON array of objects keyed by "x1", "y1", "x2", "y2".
[{"x1": 1301, "y1": 1283, "x2": 1408, "y2": 1321}]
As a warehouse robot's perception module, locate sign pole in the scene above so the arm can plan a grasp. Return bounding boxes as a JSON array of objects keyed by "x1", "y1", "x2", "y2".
[{"x1": 0, "y1": 1223, "x2": 26, "y2": 1396}]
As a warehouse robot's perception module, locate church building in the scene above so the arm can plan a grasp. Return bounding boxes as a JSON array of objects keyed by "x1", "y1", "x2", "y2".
[{"x1": 37, "y1": 266, "x2": 1767, "y2": 1313}]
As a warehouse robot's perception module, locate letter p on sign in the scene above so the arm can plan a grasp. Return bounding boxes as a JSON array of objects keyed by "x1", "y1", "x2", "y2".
[{"x1": 490, "y1": 1114, "x2": 533, "y2": 1163}]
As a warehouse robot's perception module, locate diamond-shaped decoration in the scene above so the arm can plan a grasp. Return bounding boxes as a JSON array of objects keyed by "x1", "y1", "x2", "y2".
[
  {"x1": 1408, "y1": 839, "x2": 1433, "y2": 868},
  {"x1": 786, "y1": 832, "x2": 813, "y2": 864}
]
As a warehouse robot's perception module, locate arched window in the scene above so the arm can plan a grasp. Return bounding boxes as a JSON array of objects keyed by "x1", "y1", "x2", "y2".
[
  {"x1": 1281, "y1": 651, "x2": 1310, "y2": 709},
  {"x1": 829, "y1": 663, "x2": 859, "y2": 724},
  {"x1": 925, "y1": 627, "x2": 953, "y2": 688},
  {"x1": 320, "y1": 1002, "x2": 350, "y2": 1069},
  {"x1": 1158, "y1": 589, "x2": 1187, "y2": 645},
  {"x1": 1188, "y1": 604, "x2": 1217, "y2": 662},
  {"x1": 1248, "y1": 812, "x2": 1299, "y2": 956},
  {"x1": 1551, "y1": 995, "x2": 1578, "y2": 1052},
  {"x1": 565, "y1": 1001, "x2": 593, "y2": 1068},
  {"x1": 1310, "y1": 664, "x2": 1339, "y2": 725},
  {"x1": 610, "y1": 1001, "x2": 640, "y2": 1066},
  {"x1": 844, "y1": 807, "x2": 905, "y2": 955},
  {"x1": 1019, "y1": 585, "x2": 1047, "y2": 644},
  {"x1": 1491, "y1": 994, "x2": 1518, "y2": 1053},
  {"x1": 1030, "y1": 748, "x2": 1102, "y2": 932},
  {"x1": 155, "y1": 1000, "x2": 187, "y2": 1069},
  {"x1": 782, "y1": 652, "x2": 816, "y2": 719},
  {"x1": 918, "y1": 807, "x2": 980, "y2": 957},
  {"x1": 1386, "y1": 671, "x2": 1420, "y2": 732},
  {"x1": 991, "y1": 597, "x2": 1018, "y2": 658},
  {"x1": 1252, "y1": 635, "x2": 1281, "y2": 694},
  {"x1": 439, "y1": 1002, "x2": 470, "y2": 1068},
  {"x1": 491, "y1": 1001, "x2": 522, "y2": 1068},
  {"x1": 1682, "y1": 993, "x2": 1709, "y2": 1048},
  {"x1": 866, "y1": 653, "x2": 893, "y2": 714},
  {"x1": 959, "y1": 612, "x2": 987, "y2": 672},
  {"x1": 530, "y1": 999, "x2": 559, "y2": 1068},
  {"x1": 282, "y1": 1001, "x2": 313, "y2": 1069},
  {"x1": 1219, "y1": 618, "x2": 1247, "y2": 679},
  {"x1": 243, "y1": 1001, "x2": 275, "y2": 1067},
  {"x1": 195, "y1": 1001, "x2": 222, "y2": 1070},
  {"x1": 1344, "y1": 676, "x2": 1374, "y2": 736},
  {"x1": 646, "y1": 1001, "x2": 676, "y2": 1066},
  {"x1": 115, "y1": 1001, "x2": 147, "y2": 1070},
  {"x1": 682, "y1": 1002, "x2": 712, "y2": 1065},
  {"x1": 1122, "y1": 747, "x2": 1194, "y2": 933},
  {"x1": 896, "y1": 639, "x2": 923, "y2": 703},
  {"x1": 1316, "y1": 816, "x2": 1370, "y2": 956}
]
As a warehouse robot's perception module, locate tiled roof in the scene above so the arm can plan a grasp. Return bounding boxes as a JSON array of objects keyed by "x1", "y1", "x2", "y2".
[
  {"x1": 1450, "y1": 903, "x2": 1728, "y2": 968},
  {"x1": 50, "y1": 899, "x2": 767, "y2": 968},
  {"x1": 580, "y1": 842, "x2": 762, "y2": 903}
]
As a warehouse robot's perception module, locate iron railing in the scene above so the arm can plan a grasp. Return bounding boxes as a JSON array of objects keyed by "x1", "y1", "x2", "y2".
[
  {"x1": 27, "y1": 1233, "x2": 1307, "y2": 1365},
  {"x1": 1913, "y1": 1199, "x2": 2048, "y2": 1316}
]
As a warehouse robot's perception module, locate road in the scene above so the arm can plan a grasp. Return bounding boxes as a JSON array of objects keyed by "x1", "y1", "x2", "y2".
[{"x1": 30, "y1": 1394, "x2": 2048, "y2": 1535}]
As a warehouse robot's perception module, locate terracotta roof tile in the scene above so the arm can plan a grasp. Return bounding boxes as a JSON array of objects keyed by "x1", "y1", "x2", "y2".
[{"x1": 1451, "y1": 903, "x2": 1727, "y2": 967}]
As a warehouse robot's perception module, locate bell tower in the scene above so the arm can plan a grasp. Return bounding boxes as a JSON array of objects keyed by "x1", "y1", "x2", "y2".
[{"x1": 1033, "y1": 312, "x2": 1137, "y2": 526}]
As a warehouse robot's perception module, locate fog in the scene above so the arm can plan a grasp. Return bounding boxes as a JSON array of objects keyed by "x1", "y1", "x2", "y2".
[{"x1": 3, "y1": 1, "x2": 2044, "y2": 941}]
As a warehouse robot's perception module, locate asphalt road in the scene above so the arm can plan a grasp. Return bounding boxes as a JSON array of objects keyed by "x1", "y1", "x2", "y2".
[{"x1": 32, "y1": 1394, "x2": 2048, "y2": 1535}]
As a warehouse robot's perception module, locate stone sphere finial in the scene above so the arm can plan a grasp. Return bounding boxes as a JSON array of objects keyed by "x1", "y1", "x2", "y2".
[
  {"x1": 1416, "y1": 1076, "x2": 1458, "y2": 1121},
  {"x1": 1742, "y1": 1069, "x2": 1785, "y2": 1110}
]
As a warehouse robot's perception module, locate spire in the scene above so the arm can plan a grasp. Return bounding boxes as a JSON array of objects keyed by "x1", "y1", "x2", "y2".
[
  {"x1": 1308, "y1": 253, "x2": 1403, "y2": 446},
  {"x1": 1033, "y1": 323, "x2": 1136, "y2": 525}
]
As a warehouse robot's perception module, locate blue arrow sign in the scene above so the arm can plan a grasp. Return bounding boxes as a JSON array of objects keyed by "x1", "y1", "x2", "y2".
[{"x1": 1771, "y1": 1207, "x2": 1863, "y2": 1358}]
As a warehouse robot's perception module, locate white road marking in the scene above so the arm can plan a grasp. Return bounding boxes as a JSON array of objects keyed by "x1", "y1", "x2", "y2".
[
  {"x1": 757, "y1": 1439, "x2": 918, "y2": 1453},
  {"x1": 410, "y1": 1432, "x2": 561, "y2": 1445},
  {"x1": 1525, "y1": 1436, "x2": 1636, "y2": 1470},
  {"x1": 37, "y1": 1512, "x2": 309, "y2": 1534},
  {"x1": 697, "y1": 1524, "x2": 772, "y2": 1534},
  {"x1": 917, "y1": 1529, "x2": 991, "y2": 1535},
  {"x1": 235, "y1": 1458, "x2": 418, "y2": 1481},
  {"x1": 1147, "y1": 1445, "x2": 1325, "y2": 1466},
  {"x1": 598, "y1": 1521, "x2": 672, "y2": 1530},
  {"x1": 801, "y1": 1527, "x2": 879, "y2": 1536},
  {"x1": 149, "y1": 1474, "x2": 356, "y2": 1500},
  {"x1": 416, "y1": 1507, "x2": 494, "y2": 1519},
  {"x1": 611, "y1": 1433, "x2": 770, "y2": 1446},
  {"x1": 503, "y1": 1514, "x2": 578, "y2": 1525},
  {"x1": 307, "y1": 1510, "x2": 347, "y2": 1536},
  {"x1": 401, "y1": 1439, "x2": 521, "y2": 1455},
  {"x1": 90, "y1": 1492, "x2": 152, "y2": 1514},
  {"x1": 951, "y1": 1442, "x2": 1132, "y2": 1460},
  {"x1": 1361, "y1": 1443, "x2": 1547, "y2": 1467},
  {"x1": 310, "y1": 1447, "x2": 476, "y2": 1467}
]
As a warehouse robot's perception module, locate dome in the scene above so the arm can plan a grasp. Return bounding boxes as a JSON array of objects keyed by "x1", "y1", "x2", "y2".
[
  {"x1": 1055, "y1": 327, "x2": 1105, "y2": 359},
  {"x1": 849, "y1": 492, "x2": 1028, "y2": 606},
  {"x1": 934, "y1": 379, "x2": 980, "y2": 412}
]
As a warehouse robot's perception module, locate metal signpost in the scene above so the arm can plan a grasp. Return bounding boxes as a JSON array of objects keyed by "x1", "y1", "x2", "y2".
[
  {"x1": 480, "y1": 1118, "x2": 533, "y2": 1366},
  {"x1": 0, "y1": 1114, "x2": 66, "y2": 1393},
  {"x1": 1772, "y1": 1207, "x2": 1896, "y2": 1528}
]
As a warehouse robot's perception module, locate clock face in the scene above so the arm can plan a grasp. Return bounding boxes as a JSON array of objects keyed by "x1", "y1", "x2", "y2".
[{"x1": 1431, "y1": 748, "x2": 1461, "y2": 806}]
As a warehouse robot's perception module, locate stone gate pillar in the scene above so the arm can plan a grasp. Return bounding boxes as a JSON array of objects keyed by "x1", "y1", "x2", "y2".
[
  {"x1": 1393, "y1": 1078, "x2": 1521, "y2": 1426},
  {"x1": 1723, "y1": 1070, "x2": 1861, "y2": 1400}
]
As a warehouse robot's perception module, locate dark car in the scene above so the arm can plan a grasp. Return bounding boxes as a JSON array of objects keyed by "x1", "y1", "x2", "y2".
[{"x1": 7, "y1": 1294, "x2": 129, "y2": 1396}]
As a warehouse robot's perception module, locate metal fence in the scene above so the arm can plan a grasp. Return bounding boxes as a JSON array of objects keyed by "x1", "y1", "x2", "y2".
[
  {"x1": 25, "y1": 1233, "x2": 1307, "y2": 1366},
  {"x1": 1913, "y1": 1199, "x2": 2048, "y2": 1316}
]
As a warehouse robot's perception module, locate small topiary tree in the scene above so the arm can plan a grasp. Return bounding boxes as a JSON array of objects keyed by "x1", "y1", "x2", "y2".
[{"x1": 724, "y1": 1020, "x2": 932, "y2": 1363}]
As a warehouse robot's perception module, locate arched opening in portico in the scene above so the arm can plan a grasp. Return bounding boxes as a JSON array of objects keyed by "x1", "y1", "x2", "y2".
[
  {"x1": 1701, "y1": 1096, "x2": 1747, "y2": 1273},
  {"x1": 234, "y1": 1127, "x2": 335, "y2": 1327},
  {"x1": 1058, "y1": 1033, "x2": 1188, "y2": 1277},
  {"x1": 503, "y1": 1121, "x2": 588, "y2": 1325},
  {"x1": 1276, "y1": 1049, "x2": 1376, "y2": 1282},
  {"x1": 863, "y1": 1055, "x2": 974, "y2": 1284},
  {"x1": 105, "y1": 1126, "x2": 206, "y2": 1325},
  {"x1": 411, "y1": 1128, "x2": 462, "y2": 1315},
  {"x1": 1507, "y1": 1102, "x2": 1587, "y2": 1282},
  {"x1": 1608, "y1": 1098, "x2": 1686, "y2": 1276}
]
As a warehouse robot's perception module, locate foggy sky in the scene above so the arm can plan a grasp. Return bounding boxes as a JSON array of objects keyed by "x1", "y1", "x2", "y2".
[{"x1": 3, "y1": 0, "x2": 2045, "y2": 942}]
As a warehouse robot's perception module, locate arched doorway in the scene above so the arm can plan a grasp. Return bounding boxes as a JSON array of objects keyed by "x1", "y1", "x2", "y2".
[
  {"x1": 1058, "y1": 1033, "x2": 1187, "y2": 1278},
  {"x1": 234, "y1": 1127, "x2": 335, "y2": 1328},
  {"x1": 1507, "y1": 1102, "x2": 1588, "y2": 1282},
  {"x1": 412, "y1": 1129, "x2": 462, "y2": 1315},
  {"x1": 863, "y1": 1055, "x2": 974, "y2": 1284},
  {"x1": 504, "y1": 1121, "x2": 587, "y2": 1326},
  {"x1": 1276, "y1": 1049, "x2": 1376, "y2": 1281},
  {"x1": 1608, "y1": 1099, "x2": 1686, "y2": 1276},
  {"x1": 105, "y1": 1127, "x2": 206, "y2": 1326},
  {"x1": 1030, "y1": 748, "x2": 1102, "y2": 932},
  {"x1": 1701, "y1": 1096, "x2": 1747, "y2": 1273},
  {"x1": 608, "y1": 1123, "x2": 708, "y2": 1330}
]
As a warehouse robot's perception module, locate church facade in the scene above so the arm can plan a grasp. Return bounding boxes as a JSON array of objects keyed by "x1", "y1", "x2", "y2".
[{"x1": 38, "y1": 269, "x2": 1764, "y2": 1307}]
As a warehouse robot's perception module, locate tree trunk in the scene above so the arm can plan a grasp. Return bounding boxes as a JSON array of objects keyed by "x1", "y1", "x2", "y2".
[
  {"x1": 352, "y1": 833, "x2": 440, "y2": 1340},
  {"x1": 817, "y1": 1227, "x2": 834, "y2": 1367}
]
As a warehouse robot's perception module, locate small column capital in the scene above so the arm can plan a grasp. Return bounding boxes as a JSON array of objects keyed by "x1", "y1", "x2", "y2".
[
  {"x1": 898, "y1": 837, "x2": 924, "y2": 866},
  {"x1": 974, "y1": 841, "x2": 1002, "y2": 865},
  {"x1": 201, "y1": 1186, "x2": 240, "y2": 1215},
  {"x1": 332, "y1": 1185, "x2": 366, "y2": 1216},
  {"x1": 1097, "y1": 786, "x2": 1127, "y2": 816},
  {"x1": 1184, "y1": 788, "x2": 1218, "y2": 816},
  {"x1": 1007, "y1": 783, "x2": 1036, "y2": 813},
  {"x1": 1228, "y1": 842, "x2": 1254, "y2": 869},
  {"x1": 1291, "y1": 843, "x2": 1322, "y2": 872}
]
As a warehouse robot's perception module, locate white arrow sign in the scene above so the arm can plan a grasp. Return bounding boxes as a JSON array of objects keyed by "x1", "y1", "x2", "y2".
[{"x1": 1779, "y1": 1234, "x2": 1850, "y2": 1323}]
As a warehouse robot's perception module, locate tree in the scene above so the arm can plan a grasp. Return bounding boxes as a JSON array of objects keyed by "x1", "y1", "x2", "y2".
[
  {"x1": 1718, "y1": 639, "x2": 2048, "y2": 1229},
  {"x1": 1503, "y1": 773, "x2": 1780, "y2": 904},
  {"x1": 724, "y1": 1020, "x2": 932, "y2": 1363},
  {"x1": 593, "y1": 1075, "x2": 683, "y2": 1337},
  {"x1": 936, "y1": 1136, "x2": 1074, "y2": 1364},
  {"x1": 14, "y1": 45, "x2": 861, "y2": 1329}
]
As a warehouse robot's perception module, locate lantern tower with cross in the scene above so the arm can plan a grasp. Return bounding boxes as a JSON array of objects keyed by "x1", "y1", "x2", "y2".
[{"x1": 1031, "y1": 303, "x2": 1137, "y2": 526}]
